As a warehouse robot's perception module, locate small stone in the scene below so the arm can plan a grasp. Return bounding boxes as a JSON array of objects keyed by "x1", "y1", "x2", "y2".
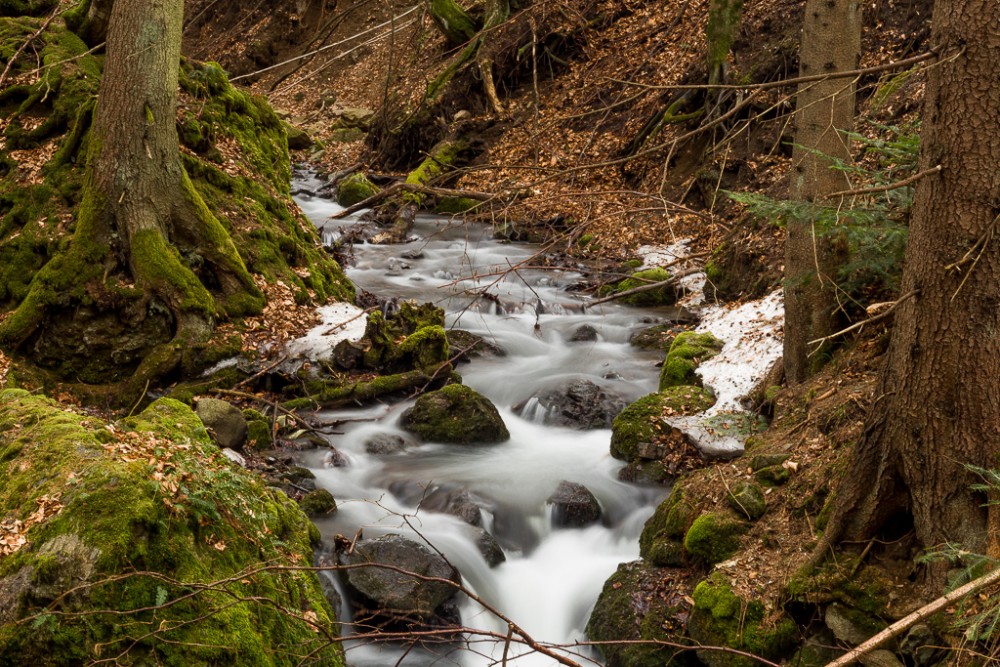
[
  {"x1": 364, "y1": 433, "x2": 412, "y2": 455},
  {"x1": 195, "y1": 398, "x2": 248, "y2": 450},
  {"x1": 546, "y1": 481, "x2": 602, "y2": 528},
  {"x1": 475, "y1": 530, "x2": 506, "y2": 567},
  {"x1": 324, "y1": 449, "x2": 349, "y2": 468},
  {"x1": 568, "y1": 325, "x2": 599, "y2": 342}
]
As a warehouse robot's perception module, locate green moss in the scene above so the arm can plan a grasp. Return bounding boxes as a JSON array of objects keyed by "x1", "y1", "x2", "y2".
[
  {"x1": 400, "y1": 384, "x2": 509, "y2": 444},
  {"x1": 244, "y1": 409, "x2": 272, "y2": 451},
  {"x1": 640, "y1": 485, "x2": 695, "y2": 566},
  {"x1": 659, "y1": 331, "x2": 724, "y2": 389},
  {"x1": 299, "y1": 489, "x2": 337, "y2": 517},
  {"x1": 285, "y1": 370, "x2": 434, "y2": 411},
  {"x1": 754, "y1": 465, "x2": 790, "y2": 487},
  {"x1": 402, "y1": 139, "x2": 468, "y2": 208},
  {"x1": 336, "y1": 172, "x2": 380, "y2": 207},
  {"x1": 434, "y1": 197, "x2": 479, "y2": 214},
  {"x1": 787, "y1": 556, "x2": 891, "y2": 614},
  {"x1": 610, "y1": 387, "x2": 716, "y2": 461},
  {"x1": 0, "y1": 390, "x2": 343, "y2": 666},
  {"x1": 688, "y1": 572, "x2": 796, "y2": 667},
  {"x1": 599, "y1": 267, "x2": 679, "y2": 307},
  {"x1": 393, "y1": 325, "x2": 450, "y2": 372},
  {"x1": 727, "y1": 480, "x2": 766, "y2": 520},
  {"x1": 706, "y1": 0, "x2": 744, "y2": 86},
  {"x1": 683, "y1": 511, "x2": 747, "y2": 565}
]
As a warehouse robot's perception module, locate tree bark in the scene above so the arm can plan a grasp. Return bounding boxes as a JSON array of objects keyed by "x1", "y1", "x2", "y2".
[
  {"x1": 783, "y1": 0, "x2": 860, "y2": 383},
  {"x1": 819, "y1": 0, "x2": 1000, "y2": 560},
  {"x1": 0, "y1": 0, "x2": 263, "y2": 397}
]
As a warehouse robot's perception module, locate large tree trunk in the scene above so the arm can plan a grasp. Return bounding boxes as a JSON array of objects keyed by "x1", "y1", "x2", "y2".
[
  {"x1": 818, "y1": 0, "x2": 1000, "y2": 561},
  {"x1": 0, "y1": 0, "x2": 262, "y2": 398},
  {"x1": 783, "y1": 0, "x2": 860, "y2": 383}
]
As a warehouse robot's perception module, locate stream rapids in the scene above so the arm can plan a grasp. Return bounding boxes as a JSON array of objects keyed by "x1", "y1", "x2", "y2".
[{"x1": 293, "y1": 175, "x2": 694, "y2": 666}]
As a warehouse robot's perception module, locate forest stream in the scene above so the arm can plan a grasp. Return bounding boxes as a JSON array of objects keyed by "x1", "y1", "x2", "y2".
[{"x1": 290, "y1": 173, "x2": 782, "y2": 666}]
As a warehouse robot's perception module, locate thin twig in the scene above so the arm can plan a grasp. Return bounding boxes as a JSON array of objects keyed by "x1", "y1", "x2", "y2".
[
  {"x1": 821, "y1": 165, "x2": 942, "y2": 200},
  {"x1": 807, "y1": 290, "x2": 918, "y2": 349}
]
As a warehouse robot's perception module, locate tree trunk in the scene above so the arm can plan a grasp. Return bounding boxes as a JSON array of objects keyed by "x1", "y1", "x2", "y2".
[
  {"x1": 783, "y1": 0, "x2": 860, "y2": 383},
  {"x1": 426, "y1": 0, "x2": 479, "y2": 46},
  {"x1": 818, "y1": 0, "x2": 1000, "y2": 561},
  {"x1": 0, "y1": 0, "x2": 262, "y2": 398},
  {"x1": 476, "y1": 0, "x2": 509, "y2": 115}
]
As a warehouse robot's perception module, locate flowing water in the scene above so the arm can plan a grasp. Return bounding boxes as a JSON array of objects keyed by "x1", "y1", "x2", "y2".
[{"x1": 293, "y1": 176, "x2": 688, "y2": 666}]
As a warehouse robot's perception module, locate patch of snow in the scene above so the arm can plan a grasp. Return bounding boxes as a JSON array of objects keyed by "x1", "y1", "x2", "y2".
[
  {"x1": 666, "y1": 290, "x2": 784, "y2": 459},
  {"x1": 636, "y1": 241, "x2": 707, "y2": 307},
  {"x1": 201, "y1": 356, "x2": 239, "y2": 377},
  {"x1": 286, "y1": 302, "x2": 368, "y2": 362}
]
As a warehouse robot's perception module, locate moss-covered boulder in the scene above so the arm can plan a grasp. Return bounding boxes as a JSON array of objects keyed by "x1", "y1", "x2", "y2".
[
  {"x1": 336, "y1": 172, "x2": 380, "y2": 207},
  {"x1": 610, "y1": 387, "x2": 716, "y2": 462},
  {"x1": 599, "y1": 268, "x2": 680, "y2": 307},
  {"x1": 726, "y1": 480, "x2": 766, "y2": 520},
  {"x1": 400, "y1": 384, "x2": 509, "y2": 444},
  {"x1": 659, "y1": 332, "x2": 724, "y2": 390},
  {"x1": 0, "y1": 390, "x2": 342, "y2": 666},
  {"x1": 688, "y1": 572, "x2": 797, "y2": 667},
  {"x1": 640, "y1": 484, "x2": 695, "y2": 567},
  {"x1": 586, "y1": 560, "x2": 698, "y2": 667},
  {"x1": 243, "y1": 408, "x2": 272, "y2": 450},
  {"x1": 300, "y1": 489, "x2": 337, "y2": 517},
  {"x1": 629, "y1": 323, "x2": 688, "y2": 352},
  {"x1": 683, "y1": 511, "x2": 747, "y2": 565},
  {"x1": 194, "y1": 397, "x2": 248, "y2": 450}
]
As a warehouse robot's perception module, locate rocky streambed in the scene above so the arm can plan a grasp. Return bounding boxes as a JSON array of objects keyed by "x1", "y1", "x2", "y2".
[{"x1": 289, "y1": 173, "x2": 784, "y2": 666}]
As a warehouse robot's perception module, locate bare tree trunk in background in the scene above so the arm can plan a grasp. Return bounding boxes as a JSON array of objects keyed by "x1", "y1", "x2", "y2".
[
  {"x1": 814, "y1": 0, "x2": 1000, "y2": 566},
  {"x1": 783, "y1": 0, "x2": 860, "y2": 383}
]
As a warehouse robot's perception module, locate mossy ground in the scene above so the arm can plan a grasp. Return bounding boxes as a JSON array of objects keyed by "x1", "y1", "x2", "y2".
[
  {"x1": 0, "y1": 389, "x2": 343, "y2": 666},
  {"x1": 659, "y1": 331, "x2": 724, "y2": 389}
]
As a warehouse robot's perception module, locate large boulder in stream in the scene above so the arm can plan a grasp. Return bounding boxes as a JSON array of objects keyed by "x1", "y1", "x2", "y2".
[
  {"x1": 546, "y1": 481, "x2": 602, "y2": 527},
  {"x1": 342, "y1": 534, "x2": 461, "y2": 628},
  {"x1": 400, "y1": 384, "x2": 510, "y2": 444},
  {"x1": 517, "y1": 379, "x2": 628, "y2": 430}
]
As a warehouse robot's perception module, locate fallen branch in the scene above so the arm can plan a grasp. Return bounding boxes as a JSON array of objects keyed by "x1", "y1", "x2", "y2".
[
  {"x1": 824, "y1": 564, "x2": 1000, "y2": 667},
  {"x1": 821, "y1": 165, "x2": 942, "y2": 200},
  {"x1": 328, "y1": 182, "x2": 505, "y2": 219},
  {"x1": 585, "y1": 255, "x2": 708, "y2": 309},
  {"x1": 806, "y1": 290, "x2": 917, "y2": 350}
]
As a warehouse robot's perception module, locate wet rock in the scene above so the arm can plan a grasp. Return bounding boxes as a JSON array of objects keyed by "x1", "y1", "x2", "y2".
[
  {"x1": 343, "y1": 534, "x2": 461, "y2": 622},
  {"x1": 445, "y1": 329, "x2": 505, "y2": 363},
  {"x1": 364, "y1": 433, "x2": 413, "y2": 456},
  {"x1": 331, "y1": 339, "x2": 365, "y2": 371},
  {"x1": 323, "y1": 448, "x2": 350, "y2": 468},
  {"x1": 400, "y1": 384, "x2": 510, "y2": 444},
  {"x1": 336, "y1": 172, "x2": 380, "y2": 207},
  {"x1": 629, "y1": 323, "x2": 687, "y2": 352},
  {"x1": 617, "y1": 460, "x2": 671, "y2": 485},
  {"x1": 519, "y1": 379, "x2": 629, "y2": 430},
  {"x1": 547, "y1": 481, "x2": 602, "y2": 528},
  {"x1": 640, "y1": 485, "x2": 693, "y2": 567},
  {"x1": 587, "y1": 561, "x2": 698, "y2": 667},
  {"x1": 568, "y1": 324, "x2": 599, "y2": 342},
  {"x1": 475, "y1": 530, "x2": 506, "y2": 567},
  {"x1": 419, "y1": 486, "x2": 485, "y2": 527},
  {"x1": 300, "y1": 489, "x2": 337, "y2": 517},
  {"x1": 400, "y1": 248, "x2": 425, "y2": 260},
  {"x1": 726, "y1": 480, "x2": 766, "y2": 520},
  {"x1": 194, "y1": 398, "x2": 248, "y2": 450}
]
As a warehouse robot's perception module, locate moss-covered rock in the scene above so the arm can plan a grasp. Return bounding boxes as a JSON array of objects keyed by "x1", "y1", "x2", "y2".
[
  {"x1": 400, "y1": 384, "x2": 509, "y2": 444},
  {"x1": 586, "y1": 560, "x2": 699, "y2": 667},
  {"x1": 243, "y1": 408, "x2": 272, "y2": 450},
  {"x1": 659, "y1": 332, "x2": 724, "y2": 390},
  {"x1": 629, "y1": 323, "x2": 688, "y2": 352},
  {"x1": 683, "y1": 511, "x2": 747, "y2": 565},
  {"x1": 336, "y1": 172, "x2": 380, "y2": 207},
  {"x1": 599, "y1": 268, "x2": 680, "y2": 307},
  {"x1": 727, "y1": 480, "x2": 766, "y2": 520},
  {"x1": 688, "y1": 572, "x2": 796, "y2": 667},
  {"x1": 754, "y1": 465, "x2": 791, "y2": 487},
  {"x1": 300, "y1": 489, "x2": 337, "y2": 517},
  {"x1": 610, "y1": 387, "x2": 716, "y2": 462},
  {"x1": 640, "y1": 484, "x2": 696, "y2": 566},
  {"x1": 0, "y1": 389, "x2": 342, "y2": 666}
]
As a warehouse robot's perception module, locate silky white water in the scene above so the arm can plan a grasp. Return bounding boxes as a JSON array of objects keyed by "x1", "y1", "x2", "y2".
[{"x1": 293, "y1": 175, "x2": 685, "y2": 666}]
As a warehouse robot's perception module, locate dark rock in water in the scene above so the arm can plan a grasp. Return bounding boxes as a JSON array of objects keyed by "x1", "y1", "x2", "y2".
[
  {"x1": 617, "y1": 460, "x2": 671, "y2": 485},
  {"x1": 401, "y1": 248, "x2": 425, "y2": 260},
  {"x1": 343, "y1": 534, "x2": 460, "y2": 622},
  {"x1": 331, "y1": 339, "x2": 365, "y2": 371},
  {"x1": 568, "y1": 324, "x2": 599, "y2": 342},
  {"x1": 587, "y1": 561, "x2": 700, "y2": 667},
  {"x1": 195, "y1": 398, "x2": 248, "y2": 450},
  {"x1": 518, "y1": 379, "x2": 628, "y2": 430},
  {"x1": 475, "y1": 529, "x2": 507, "y2": 567},
  {"x1": 547, "y1": 481, "x2": 602, "y2": 528},
  {"x1": 363, "y1": 433, "x2": 413, "y2": 456},
  {"x1": 323, "y1": 448, "x2": 349, "y2": 468},
  {"x1": 445, "y1": 329, "x2": 505, "y2": 364},
  {"x1": 400, "y1": 384, "x2": 510, "y2": 444},
  {"x1": 419, "y1": 486, "x2": 485, "y2": 527},
  {"x1": 629, "y1": 323, "x2": 688, "y2": 353}
]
